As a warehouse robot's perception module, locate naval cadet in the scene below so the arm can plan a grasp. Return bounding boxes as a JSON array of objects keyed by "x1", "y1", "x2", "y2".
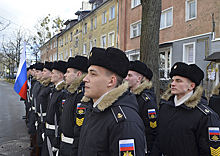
[
  {"x1": 125, "y1": 60, "x2": 158, "y2": 155},
  {"x1": 59, "y1": 56, "x2": 88, "y2": 156},
  {"x1": 36, "y1": 61, "x2": 53, "y2": 155},
  {"x1": 41, "y1": 60, "x2": 67, "y2": 156},
  {"x1": 151, "y1": 62, "x2": 220, "y2": 156},
  {"x1": 78, "y1": 47, "x2": 146, "y2": 156}
]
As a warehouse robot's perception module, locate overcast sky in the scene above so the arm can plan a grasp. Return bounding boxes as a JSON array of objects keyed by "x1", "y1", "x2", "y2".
[{"x1": 0, "y1": 0, "x2": 85, "y2": 37}]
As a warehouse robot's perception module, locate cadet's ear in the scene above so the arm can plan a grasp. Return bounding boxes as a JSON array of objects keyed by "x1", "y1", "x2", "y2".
[{"x1": 107, "y1": 75, "x2": 117, "y2": 88}]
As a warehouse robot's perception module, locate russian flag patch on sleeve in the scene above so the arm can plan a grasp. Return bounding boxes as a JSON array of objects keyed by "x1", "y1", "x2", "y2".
[
  {"x1": 119, "y1": 139, "x2": 135, "y2": 156},
  {"x1": 209, "y1": 127, "x2": 220, "y2": 141}
]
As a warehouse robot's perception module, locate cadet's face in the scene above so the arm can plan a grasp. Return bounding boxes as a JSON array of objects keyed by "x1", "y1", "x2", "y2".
[
  {"x1": 50, "y1": 69, "x2": 60, "y2": 84},
  {"x1": 171, "y1": 76, "x2": 195, "y2": 99},
  {"x1": 125, "y1": 70, "x2": 140, "y2": 89},
  {"x1": 35, "y1": 70, "x2": 42, "y2": 80},
  {"x1": 83, "y1": 65, "x2": 110, "y2": 102},
  {"x1": 42, "y1": 68, "x2": 51, "y2": 80},
  {"x1": 64, "y1": 68, "x2": 78, "y2": 85}
]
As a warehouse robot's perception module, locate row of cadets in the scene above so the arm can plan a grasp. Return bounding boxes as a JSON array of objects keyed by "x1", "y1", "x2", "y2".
[
  {"x1": 59, "y1": 56, "x2": 88, "y2": 156},
  {"x1": 41, "y1": 60, "x2": 68, "y2": 156},
  {"x1": 35, "y1": 61, "x2": 53, "y2": 155},
  {"x1": 125, "y1": 60, "x2": 159, "y2": 155},
  {"x1": 28, "y1": 62, "x2": 44, "y2": 156}
]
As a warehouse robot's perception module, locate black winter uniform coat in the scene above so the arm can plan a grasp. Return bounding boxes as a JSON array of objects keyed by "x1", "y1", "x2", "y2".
[
  {"x1": 152, "y1": 85, "x2": 220, "y2": 156},
  {"x1": 60, "y1": 74, "x2": 86, "y2": 156},
  {"x1": 132, "y1": 80, "x2": 158, "y2": 154},
  {"x1": 36, "y1": 78, "x2": 53, "y2": 147},
  {"x1": 42, "y1": 81, "x2": 67, "y2": 156},
  {"x1": 78, "y1": 82, "x2": 146, "y2": 156},
  {"x1": 28, "y1": 80, "x2": 43, "y2": 134},
  {"x1": 209, "y1": 83, "x2": 220, "y2": 117}
]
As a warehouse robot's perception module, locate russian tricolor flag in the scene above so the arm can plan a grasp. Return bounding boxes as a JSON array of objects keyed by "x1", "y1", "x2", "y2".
[
  {"x1": 14, "y1": 41, "x2": 27, "y2": 100},
  {"x1": 148, "y1": 109, "x2": 156, "y2": 115},
  {"x1": 77, "y1": 103, "x2": 85, "y2": 109},
  {"x1": 119, "y1": 139, "x2": 135, "y2": 151},
  {"x1": 209, "y1": 127, "x2": 220, "y2": 136}
]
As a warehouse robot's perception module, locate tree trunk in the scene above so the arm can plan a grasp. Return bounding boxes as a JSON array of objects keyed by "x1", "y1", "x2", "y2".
[{"x1": 140, "y1": 0, "x2": 161, "y2": 104}]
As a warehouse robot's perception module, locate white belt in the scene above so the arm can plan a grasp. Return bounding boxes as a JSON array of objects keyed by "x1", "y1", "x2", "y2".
[
  {"x1": 61, "y1": 133, "x2": 74, "y2": 144},
  {"x1": 32, "y1": 106, "x2": 35, "y2": 110},
  {"x1": 37, "y1": 112, "x2": 46, "y2": 117},
  {"x1": 45, "y1": 122, "x2": 57, "y2": 130}
]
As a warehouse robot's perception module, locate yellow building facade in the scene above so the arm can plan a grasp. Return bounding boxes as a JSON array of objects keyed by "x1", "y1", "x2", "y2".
[{"x1": 57, "y1": 0, "x2": 118, "y2": 60}]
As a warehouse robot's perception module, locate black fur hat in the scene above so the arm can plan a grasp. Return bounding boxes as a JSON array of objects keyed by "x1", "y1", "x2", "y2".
[
  {"x1": 43, "y1": 61, "x2": 53, "y2": 71},
  {"x1": 35, "y1": 63, "x2": 44, "y2": 71},
  {"x1": 170, "y1": 62, "x2": 204, "y2": 86},
  {"x1": 66, "y1": 55, "x2": 88, "y2": 72},
  {"x1": 52, "y1": 60, "x2": 67, "y2": 73},
  {"x1": 129, "y1": 60, "x2": 153, "y2": 80},
  {"x1": 88, "y1": 47, "x2": 129, "y2": 78}
]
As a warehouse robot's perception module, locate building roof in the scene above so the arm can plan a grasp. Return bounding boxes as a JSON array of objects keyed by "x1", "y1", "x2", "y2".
[{"x1": 204, "y1": 52, "x2": 220, "y2": 61}]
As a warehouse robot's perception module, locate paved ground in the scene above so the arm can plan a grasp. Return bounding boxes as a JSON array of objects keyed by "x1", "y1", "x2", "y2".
[{"x1": 0, "y1": 80, "x2": 30, "y2": 156}]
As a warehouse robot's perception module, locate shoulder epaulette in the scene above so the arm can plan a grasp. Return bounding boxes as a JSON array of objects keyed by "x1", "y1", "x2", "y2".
[
  {"x1": 141, "y1": 93, "x2": 150, "y2": 102},
  {"x1": 77, "y1": 86, "x2": 84, "y2": 94},
  {"x1": 196, "y1": 104, "x2": 213, "y2": 116},
  {"x1": 111, "y1": 106, "x2": 127, "y2": 123}
]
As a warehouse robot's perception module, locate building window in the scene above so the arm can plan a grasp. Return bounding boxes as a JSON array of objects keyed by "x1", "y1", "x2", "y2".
[
  {"x1": 70, "y1": 32, "x2": 73, "y2": 41},
  {"x1": 102, "y1": 11, "x2": 107, "y2": 24},
  {"x1": 160, "y1": 7, "x2": 173, "y2": 29},
  {"x1": 94, "y1": 16, "x2": 97, "y2": 29},
  {"x1": 84, "y1": 23, "x2": 87, "y2": 34},
  {"x1": 58, "y1": 54, "x2": 61, "y2": 60},
  {"x1": 183, "y1": 42, "x2": 196, "y2": 64},
  {"x1": 94, "y1": 39, "x2": 97, "y2": 47},
  {"x1": 83, "y1": 43, "x2": 87, "y2": 55},
  {"x1": 49, "y1": 55, "x2": 52, "y2": 61},
  {"x1": 186, "y1": 0, "x2": 196, "y2": 21},
  {"x1": 108, "y1": 32, "x2": 115, "y2": 47},
  {"x1": 91, "y1": 19, "x2": 93, "y2": 30},
  {"x1": 101, "y1": 35, "x2": 106, "y2": 48},
  {"x1": 70, "y1": 49, "x2": 72, "y2": 57},
  {"x1": 109, "y1": 5, "x2": 115, "y2": 20},
  {"x1": 64, "y1": 50, "x2": 68, "y2": 60},
  {"x1": 53, "y1": 53, "x2": 57, "y2": 61},
  {"x1": 130, "y1": 21, "x2": 141, "y2": 38},
  {"x1": 75, "y1": 37, "x2": 78, "y2": 47},
  {"x1": 159, "y1": 50, "x2": 171, "y2": 79},
  {"x1": 128, "y1": 52, "x2": 140, "y2": 61},
  {"x1": 90, "y1": 40, "x2": 93, "y2": 51},
  {"x1": 131, "y1": 0, "x2": 141, "y2": 9},
  {"x1": 61, "y1": 52, "x2": 63, "y2": 60}
]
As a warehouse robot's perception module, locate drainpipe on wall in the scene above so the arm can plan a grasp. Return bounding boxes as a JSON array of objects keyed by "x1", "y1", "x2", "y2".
[
  {"x1": 124, "y1": 0, "x2": 127, "y2": 52},
  {"x1": 81, "y1": 13, "x2": 84, "y2": 56},
  {"x1": 116, "y1": 0, "x2": 119, "y2": 48}
]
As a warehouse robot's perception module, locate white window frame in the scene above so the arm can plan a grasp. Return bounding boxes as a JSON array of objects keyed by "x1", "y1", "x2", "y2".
[
  {"x1": 70, "y1": 32, "x2": 73, "y2": 41},
  {"x1": 90, "y1": 40, "x2": 93, "y2": 51},
  {"x1": 108, "y1": 31, "x2": 115, "y2": 47},
  {"x1": 94, "y1": 16, "x2": 97, "y2": 29},
  {"x1": 160, "y1": 7, "x2": 173, "y2": 30},
  {"x1": 102, "y1": 11, "x2": 107, "y2": 24},
  {"x1": 128, "y1": 52, "x2": 140, "y2": 61},
  {"x1": 109, "y1": 5, "x2": 115, "y2": 21},
  {"x1": 159, "y1": 48, "x2": 172, "y2": 80},
  {"x1": 53, "y1": 53, "x2": 57, "y2": 61},
  {"x1": 101, "y1": 35, "x2": 107, "y2": 48},
  {"x1": 185, "y1": 0, "x2": 197, "y2": 21},
  {"x1": 83, "y1": 43, "x2": 87, "y2": 55},
  {"x1": 131, "y1": 0, "x2": 141, "y2": 9},
  {"x1": 183, "y1": 42, "x2": 196, "y2": 64},
  {"x1": 130, "y1": 20, "x2": 141, "y2": 38},
  {"x1": 69, "y1": 48, "x2": 72, "y2": 57}
]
